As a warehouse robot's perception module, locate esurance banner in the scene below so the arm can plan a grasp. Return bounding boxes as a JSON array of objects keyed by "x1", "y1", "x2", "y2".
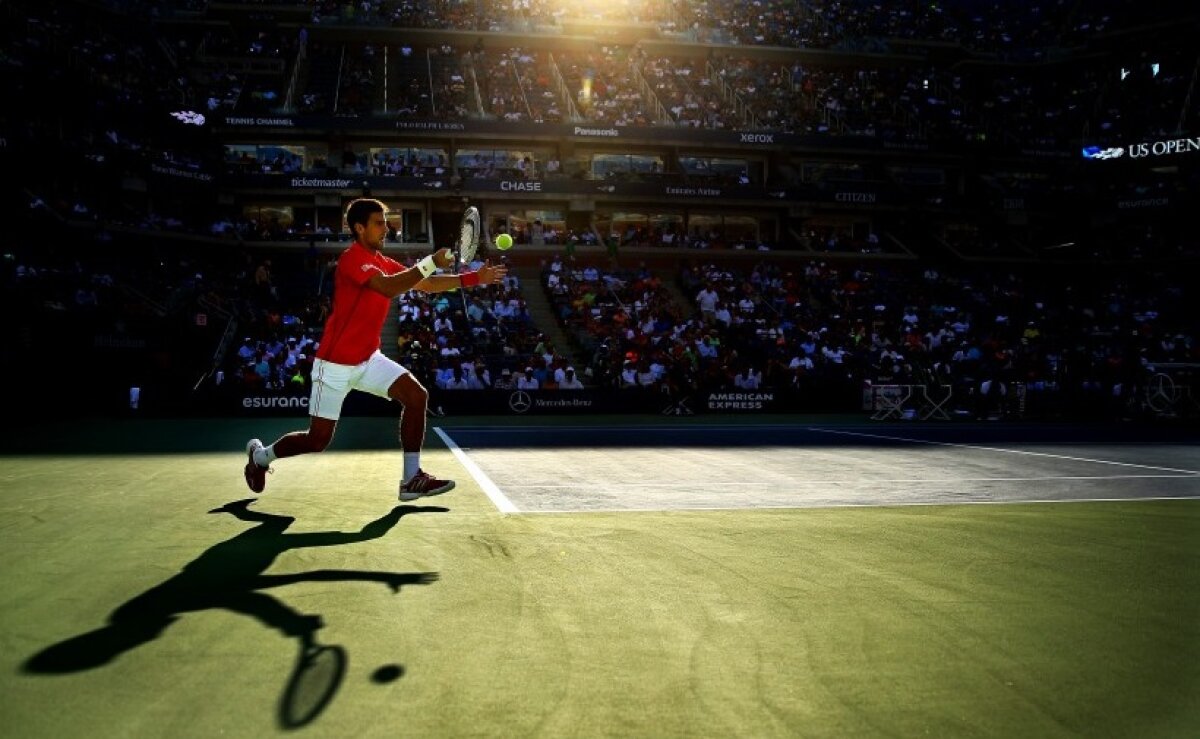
[{"x1": 1082, "y1": 135, "x2": 1200, "y2": 162}]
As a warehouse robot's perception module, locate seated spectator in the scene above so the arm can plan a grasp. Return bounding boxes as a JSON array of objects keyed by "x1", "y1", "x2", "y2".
[
  {"x1": 517, "y1": 366, "x2": 540, "y2": 389},
  {"x1": 558, "y1": 366, "x2": 584, "y2": 389},
  {"x1": 734, "y1": 366, "x2": 763, "y2": 389},
  {"x1": 493, "y1": 368, "x2": 515, "y2": 389},
  {"x1": 442, "y1": 365, "x2": 474, "y2": 390}
]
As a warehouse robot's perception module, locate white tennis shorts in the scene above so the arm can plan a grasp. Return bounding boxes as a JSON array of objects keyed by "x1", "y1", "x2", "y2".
[{"x1": 309, "y1": 351, "x2": 408, "y2": 420}]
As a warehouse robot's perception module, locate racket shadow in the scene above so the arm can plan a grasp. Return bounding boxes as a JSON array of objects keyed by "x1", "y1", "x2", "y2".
[
  {"x1": 280, "y1": 634, "x2": 347, "y2": 730},
  {"x1": 22, "y1": 500, "x2": 446, "y2": 729}
]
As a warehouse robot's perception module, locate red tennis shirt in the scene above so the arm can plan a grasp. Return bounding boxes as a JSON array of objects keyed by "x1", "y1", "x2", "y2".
[{"x1": 315, "y1": 241, "x2": 403, "y2": 365}]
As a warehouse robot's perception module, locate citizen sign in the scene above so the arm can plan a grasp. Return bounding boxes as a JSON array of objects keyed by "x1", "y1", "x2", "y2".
[
  {"x1": 739, "y1": 133, "x2": 775, "y2": 144},
  {"x1": 835, "y1": 192, "x2": 877, "y2": 203}
]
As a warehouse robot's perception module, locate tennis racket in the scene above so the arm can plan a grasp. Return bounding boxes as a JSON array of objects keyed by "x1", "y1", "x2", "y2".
[
  {"x1": 455, "y1": 206, "x2": 481, "y2": 270},
  {"x1": 279, "y1": 635, "x2": 347, "y2": 729},
  {"x1": 453, "y1": 206, "x2": 480, "y2": 317}
]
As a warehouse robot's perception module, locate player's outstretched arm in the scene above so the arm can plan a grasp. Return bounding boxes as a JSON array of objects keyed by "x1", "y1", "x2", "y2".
[
  {"x1": 366, "y1": 248, "x2": 455, "y2": 298},
  {"x1": 414, "y1": 260, "x2": 508, "y2": 294}
]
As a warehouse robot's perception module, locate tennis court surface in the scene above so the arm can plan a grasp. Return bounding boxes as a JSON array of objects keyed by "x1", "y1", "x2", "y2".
[
  {"x1": 2, "y1": 416, "x2": 1198, "y2": 737},
  {"x1": 435, "y1": 421, "x2": 1200, "y2": 513}
]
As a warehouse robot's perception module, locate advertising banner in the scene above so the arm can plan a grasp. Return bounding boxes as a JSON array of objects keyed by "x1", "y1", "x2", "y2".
[
  {"x1": 215, "y1": 382, "x2": 858, "y2": 417},
  {"x1": 232, "y1": 172, "x2": 804, "y2": 201},
  {"x1": 216, "y1": 115, "x2": 884, "y2": 152},
  {"x1": 1082, "y1": 135, "x2": 1200, "y2": 162}
]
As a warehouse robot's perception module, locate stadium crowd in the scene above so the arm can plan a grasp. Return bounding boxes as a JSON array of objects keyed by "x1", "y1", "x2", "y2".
[
  {"x1": 5, "y1": 0, "x2": 1196, "y2": 420},
  {"x1": 8, "y1": 188, "x2": 1197, "y2": 420},
  {"x1": 539, "y1": 253, "x2": 1197, "y2": 419}
]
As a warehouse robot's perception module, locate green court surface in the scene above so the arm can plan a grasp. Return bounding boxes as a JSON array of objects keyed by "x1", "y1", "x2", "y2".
[{"x1": 1, "y1": 417, "x2": 1198, "y2": 737}]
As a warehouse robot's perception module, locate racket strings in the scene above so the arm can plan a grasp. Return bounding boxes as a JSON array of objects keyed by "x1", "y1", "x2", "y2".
[{"x1": 459, "y1": 209, "x2": 480, "y2": 264}]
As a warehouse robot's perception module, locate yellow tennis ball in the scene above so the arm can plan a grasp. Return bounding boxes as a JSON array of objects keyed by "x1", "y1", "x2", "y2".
[{"x1": 495, "y1": 233, "x2": 513, "y2": 250}]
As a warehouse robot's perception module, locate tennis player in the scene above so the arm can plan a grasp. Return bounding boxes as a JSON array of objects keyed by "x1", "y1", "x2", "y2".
[{"x1": 244, "y1": 198, "x2": 506, "y2": 500}]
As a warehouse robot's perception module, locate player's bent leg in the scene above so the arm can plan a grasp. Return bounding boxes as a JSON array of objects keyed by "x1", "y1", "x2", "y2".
[
  {"x1": 388, "y1": 373, "x2": 455, "y2": 500},
  {"x1": 244, "y1": 439, "x2": 271, "y2": 493},
  {"x1": 388, "y1": 373, "x2": 429, "y2": 452},
  {"x1": 244, "y1": 418, "x2": 338, "y2": 493},
  {"x1": 273, "y1": 417, "x2": 338, "y2": 456}
]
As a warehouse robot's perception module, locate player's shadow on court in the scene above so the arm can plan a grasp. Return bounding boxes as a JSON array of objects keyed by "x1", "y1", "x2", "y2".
[{"x1": 22, "y1": 499, "x2": 445, "y2": 729}]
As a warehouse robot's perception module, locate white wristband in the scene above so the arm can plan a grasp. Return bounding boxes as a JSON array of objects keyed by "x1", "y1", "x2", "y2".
[{"x1": 415, "y1": 255, "x2": 437, "y2": 278}]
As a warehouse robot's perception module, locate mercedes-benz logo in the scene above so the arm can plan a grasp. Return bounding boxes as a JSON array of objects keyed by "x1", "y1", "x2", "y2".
[
  {"x1": 1146, "y1": 372, "x2": 1176, "y2": 413},
  {"x1": 508, "y1": 390, "x2": 532, "y2": 414}
]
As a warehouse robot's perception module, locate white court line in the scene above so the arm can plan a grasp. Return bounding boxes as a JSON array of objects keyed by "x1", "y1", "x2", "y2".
[
  {"x1": 441, "y1": 424, "x2": 818, "y2": 432},
  {"x1": 439, "y1": 422, "x2": 1199, "y2": 441},
  {"x1": 503, "y1": 474, "x2": 1200, "y2": 489},
  {"x1": 437, "y1": 425, "x2": 1199, "y2": 514},
  {"x1": 433, "y1": 427, "x2": 519, "y2": 513},
  {"x1": 807, "y1": 427, "x2": 1200, "y2": 475},
  {"x1": 515, "y1": 495, "x2": 1200, "y2": 514}
]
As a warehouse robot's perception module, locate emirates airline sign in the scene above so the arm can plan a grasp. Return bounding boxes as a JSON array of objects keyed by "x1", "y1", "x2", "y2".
[{"x1": 1082, "y1": 135, "x2": 1200, "y2": 161}]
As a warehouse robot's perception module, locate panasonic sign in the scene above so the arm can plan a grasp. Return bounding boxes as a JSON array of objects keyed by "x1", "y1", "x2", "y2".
[{"x1": 573, "y1": 126, "x2": 620, "y2": 137}]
